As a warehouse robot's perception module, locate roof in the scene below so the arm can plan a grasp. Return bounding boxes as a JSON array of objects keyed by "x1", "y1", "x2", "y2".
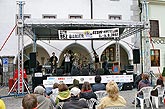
[{"x1": 23, "y1": 19, "x2": 148, "y2": 40}]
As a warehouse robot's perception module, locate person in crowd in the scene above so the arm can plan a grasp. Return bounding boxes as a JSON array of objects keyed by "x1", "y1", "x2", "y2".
[
  {"x1": 64, "y1": 50, "x2": 71, "y2": 75},
  {"x1": 92, "y1": 75, "x2": 106, "y2": 92},
  {"x1": 151, "y1": 76, "x2": 164, "y2": 96},
  {"x1": 0, "y1": 63, "x2": 3, "y2": 86},
  {"x1": 80, "y1": 81, "x2": 97, "y2": 109},
  {"x1": 134, "y1": 73, "x2": 142, "y2": 89},
  {"x1": 22, "y1": 94, "x2": 38, "y2": 109},
  {"x1": 49, "y1": 82, "x2": 59, "y2": 102},
  {"x1": 55, "y1": 83, "x2": 71, "y2": 105},
  {"x1": 49, "y1": 52, "x2": 58, "y2": 74},
  {"x1": 63, "y1": 87, "x2": 89, "y2": 109},
  {"x1": 34, "y1": 86, "x2": 54, "y2": 109},
  {"x1": 0, "y1": 98, "x2": 6, "y2": 109},
  {"x1": 80, "y1": 81, "x2": 97, "y2": 100},
  {"x1": 97, "y1": 81, "x2": 126, "y2": 109},
  {"x1": 69, "y1": 79, "x2": 80, "y2": 90},
  {"x1": 135, "y1": 73, "x2": 151, "y2": 107}
]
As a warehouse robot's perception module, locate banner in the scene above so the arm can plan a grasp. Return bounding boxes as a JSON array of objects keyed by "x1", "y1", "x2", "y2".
[{"x1": 59, "y1": 28, "x2": 119, "y2": 40}]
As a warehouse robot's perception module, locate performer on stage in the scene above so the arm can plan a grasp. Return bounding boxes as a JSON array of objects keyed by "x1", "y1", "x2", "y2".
[
  {"x1": 64, "y1": 50, "x2": 71, "y2": 75},
  {"x1": 49, "y1": 52, "x2": 58, "y2": 74},
  {"x1": 94, "y1": 52, "x2": 100, "y2": 70}
]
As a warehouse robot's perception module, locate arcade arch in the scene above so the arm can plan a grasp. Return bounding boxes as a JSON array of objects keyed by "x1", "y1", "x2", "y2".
[{"x1": 58, "y1": 43, "x2": 92, "y2": 68}]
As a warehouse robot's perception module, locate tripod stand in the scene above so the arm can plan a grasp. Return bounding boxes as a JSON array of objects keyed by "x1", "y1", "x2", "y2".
[{"x1": 8, "y1": 76, "x2": 30, "y2": 96}]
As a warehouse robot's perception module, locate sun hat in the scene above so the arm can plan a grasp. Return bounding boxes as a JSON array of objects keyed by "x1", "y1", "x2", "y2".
[{"x1": 70, "y1": 87, "x2": 81, "y2": 96}]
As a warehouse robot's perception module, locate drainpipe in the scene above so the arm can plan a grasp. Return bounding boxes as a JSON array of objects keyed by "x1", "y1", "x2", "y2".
[
  {"x1": 139, "y1": 0, "x2": 143, "y2": 73},
  {"x1": 90, "y1": 0, "x2": 96, "y2": 55}
]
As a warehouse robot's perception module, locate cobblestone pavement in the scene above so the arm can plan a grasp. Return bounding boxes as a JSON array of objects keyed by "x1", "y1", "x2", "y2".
[{"x1": 0, "y1": 86, "x2": 165, "y2": 109}]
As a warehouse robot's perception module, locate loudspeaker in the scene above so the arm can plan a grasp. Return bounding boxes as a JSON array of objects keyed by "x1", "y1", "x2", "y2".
[
  {"x1": 32, "y1": 77, "x2": 43, "y2": 91},
  {"x1": 29, "y1": 52, "x2": 36, "y2": 68},
  {"x1": 133, "y1": 49, "x2": 140, "y2": 64}
]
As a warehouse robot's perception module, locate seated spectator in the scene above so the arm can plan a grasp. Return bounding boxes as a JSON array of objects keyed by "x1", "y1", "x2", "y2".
[
  {"x1": 0, "y1": 98, "x2": 6, "y2": 109},
  {"x1": 136, "y1": 73, "x2": 151, "y2": 107},
  {"x1": 80, "y1": 81, "x2": 97, "y2": 109},
  {"x1": 68, "y1": 79, "x2": 80, "y2": 90},
  {"x1": 22, "y1": 94, "x2": 37, "y2": 109},
  {"x1": 34, "y1": 86, "x2": 54, "y2": 109},
  {"x1": 151, "y1": 76, "x2": 164, "y2": 96},
  {"x1": 55, "y1": 83, "x2": 71, "y2": 108},
  {"x1": 80, "y1": 81, "x2": 97, "y2": 100},
  {"x1": 50, "y1": 82, "x2": 59, "y2": 102},
  {"x1": 63, "y1": 87, "x2": 89, "y2": 109},
  {"x1": 92, "y1": 75, "x2": 106, "y2": 92},
  {"x1": 97, "y1": 81, "x2": 126, "y2": 109}
]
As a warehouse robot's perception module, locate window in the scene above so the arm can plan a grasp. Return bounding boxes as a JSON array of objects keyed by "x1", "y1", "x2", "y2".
[
  {"x1": 150, "y1": 49, "x2": 160, "y2": 66},
  {"x1": 15, "y1": 14, "x2": 31, "y2": 35},
  {"x1": 150, "y1": 20, "x2": 159, "y2": 37},
  {"x1": 42, "y1": 14, "x2": 57, "y2": 19},
  {"x1": 109, "y1": 15, "x2": 122, "y2": 20},
  {"x1": 69, "y1": 14, "x2": 82, "y2": 19}
]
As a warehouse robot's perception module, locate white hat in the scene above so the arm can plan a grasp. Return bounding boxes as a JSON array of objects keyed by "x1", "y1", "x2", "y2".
[
  {"x1": 34, "y1": 86, "x2": 45, "y2": 94},
  {"x1": 70, "y1": 87, "x2": 81, "y2": 96}
]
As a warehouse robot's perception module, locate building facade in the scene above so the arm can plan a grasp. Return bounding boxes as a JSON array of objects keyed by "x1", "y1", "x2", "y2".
[{"x1": 0, "y1": 0, "x2": 142, "y2": 76}]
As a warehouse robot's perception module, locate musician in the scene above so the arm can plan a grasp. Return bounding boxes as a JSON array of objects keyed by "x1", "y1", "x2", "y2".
[
  {"x1": 64, "y1": 50, "x2": 71, "y2": 75},
  {"x1": 94, "y1": 52, "x2": 99, "y2": 70},
  {"x1": 49, "y1": 52, "x2": 58, "y2": 74}
]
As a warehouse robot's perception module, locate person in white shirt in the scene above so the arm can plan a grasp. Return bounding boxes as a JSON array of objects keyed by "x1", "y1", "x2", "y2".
[{"x1": 64, "y1": 50, "x2": 71, "y2": 75}]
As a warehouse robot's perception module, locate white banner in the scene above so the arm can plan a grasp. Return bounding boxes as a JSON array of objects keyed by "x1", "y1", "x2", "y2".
[
  {"x1": 43, "y1": 75, "x2": 133, "y2": 87},
  {"x1": 59, "y1": 28, "x2": 119, "y2": 40}
]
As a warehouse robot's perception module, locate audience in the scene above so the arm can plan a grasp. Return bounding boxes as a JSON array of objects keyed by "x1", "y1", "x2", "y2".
[
  {"x1": 34, "y1": 86, "x2": 54, "y2": 109},
  {"x1": 55, "y1": 83, "x2": 71, "y2": 108},
  {"x1": 63, "y1": 87, "x2": 89, "y2": 109},
  {"x1": 92, "y1": 75, "x2": 106, "y2": 92},
  {"x1": 97, "y1": 81, "x2": 126, "y2": 109},
  {"x1": 22, "y1": 94, "x2": 37, "y2": 109},
  {"x1": 0, "y1": 98, "x2": 6, "y2": 109}
]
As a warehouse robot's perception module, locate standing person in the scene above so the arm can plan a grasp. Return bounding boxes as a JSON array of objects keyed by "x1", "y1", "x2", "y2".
[
  {"x1": 22, "y1": 94, "x2": 38, "y2": 109},
  {"x1": 62, "y1": 87, "x2": 88, "y2": 109},
  {"x1": 92, "y1": 75, "x2": 106, "y2": 92},
  {"x1": 64, "y1": 50, "x2": 71, "y2": 75},
  {"x1": 94, "y1": 52, "x2": 100, "y2": 71},
  {"x1": 49, "y1": 52, "x2": 58, "y2": 74},
  {"x1": 0, "y1": 63, "x2": 3, "y2": 86},
  {"x1": 0, "y1": 98, "x2": 6, "y2": 109},
  {"x1": 97, "y1": 81, "x2": 126, "y2": 109}
]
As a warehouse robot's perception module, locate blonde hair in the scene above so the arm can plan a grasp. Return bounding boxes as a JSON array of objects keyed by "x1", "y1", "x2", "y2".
[{"x1": 106, "y1": 81, "x2": 119, "y2": 101}]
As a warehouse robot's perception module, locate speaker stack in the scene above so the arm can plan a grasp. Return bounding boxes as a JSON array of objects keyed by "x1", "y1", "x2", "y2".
[
  {"x1": 29, "y1": 52, "x2": 36, "y2": 68},
  {"x1": 133, "y1": 49, "x2": 140, "y2": 64}
]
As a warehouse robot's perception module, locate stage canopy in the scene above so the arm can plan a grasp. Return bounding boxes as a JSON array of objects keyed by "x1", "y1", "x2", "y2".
[{"x1": 23, "y1": 19, "x2": 148, "y2": 40}]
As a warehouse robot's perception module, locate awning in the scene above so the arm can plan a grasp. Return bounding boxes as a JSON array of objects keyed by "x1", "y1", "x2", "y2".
[{"x1": 24, "y1": 19, "x2": 148, "y2": 40}]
